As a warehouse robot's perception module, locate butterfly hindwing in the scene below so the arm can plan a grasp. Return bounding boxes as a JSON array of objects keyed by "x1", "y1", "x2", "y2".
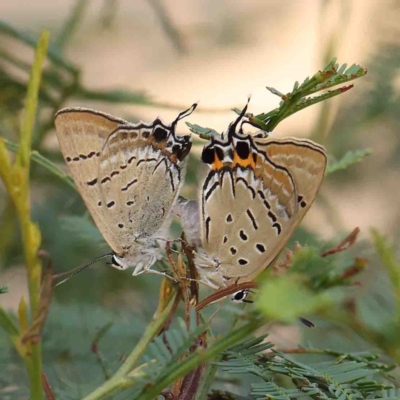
[
  {"x1": 55, "y1": 107, "x2": 193, "y2": 262},
  {"x1": 199, "y1": 118, "x2": 327, "y2": 286}
]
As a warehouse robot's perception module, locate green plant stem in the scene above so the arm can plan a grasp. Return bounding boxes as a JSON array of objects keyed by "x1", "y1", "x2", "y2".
[
  {"x1": 19, "y1": 29, "x2": 50, "y2": 400},
  {"x1": 82, "y1": 294, "x2": 177, "y2": 400},
  {"x1": 138, "y1": 316, "x2": 264, "y2": 400},
  {"x1": 0, "y1": 29, "x2": 50, "y2": 400}
]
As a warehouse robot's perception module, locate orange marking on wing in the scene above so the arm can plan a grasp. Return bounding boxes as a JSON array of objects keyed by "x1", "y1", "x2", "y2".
[
  {"x1": 233, "y1": 151, "x2": 256, "y2": 169},
  {"x1": 211, "y1": 151, "x2": 224, "y2": 170}
]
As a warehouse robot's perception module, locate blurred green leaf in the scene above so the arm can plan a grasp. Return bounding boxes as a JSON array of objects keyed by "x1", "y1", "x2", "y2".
[
  {"x1": 256, "y1": 273, "x2": 332, "y2": 323},
  {"x1": 326, "y1": 149, "x2": 372, "y2": 175},
  {"x1": 0, "y1": 285, "x2": 8, "y2": 294}
]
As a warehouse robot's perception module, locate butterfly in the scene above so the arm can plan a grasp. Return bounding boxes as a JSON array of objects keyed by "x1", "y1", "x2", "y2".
[
  {"x1": 54, "y1": 104, "x2": 196, "y2": 277},
  {"x1": 193, "y1": 101, "x2": 327, "y2": 289}
]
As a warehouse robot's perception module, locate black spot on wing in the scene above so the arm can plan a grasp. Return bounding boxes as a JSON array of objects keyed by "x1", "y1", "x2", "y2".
[
  {"x1": 87, "y1": 178, "x2": 97, "y2": 186},
  {"x1": 272, "y1": 223, "x2": 281, "y2": 235},
  {"x1": 246, "y1": 209, "x2": 258, "y2": 230},
  {"x1": 205, "y1": 216, "x2": 211, "y2": 241},
  {"x1": 256, "y1": 243, "x2": 266, "y2": 253},
  {"x1": 239, "y1": 230, "x2": 248, "y2": 241},
  {"x1": 298, "y1": 195, "x2": 307, "y2": 208},
  {"x1": 236, "y1": 140, "x2": 250, "y2": 159},
  {"x1": 121, "y1": 179, "x2": 137, "y2": 192},
  {"x1": 153, "y1": 127, "x2": 168, "y2": 142},
  {"x1": 268, "y1": 211, "x2": 277, "y2": 223},
  {"x1": 137, "y1": 158, "x2": 157, "y2": 166}
]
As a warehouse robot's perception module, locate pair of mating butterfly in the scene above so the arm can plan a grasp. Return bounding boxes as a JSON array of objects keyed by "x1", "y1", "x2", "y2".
[{"x1": 54, "y1": 101, "x2": 327, "y2": 293}]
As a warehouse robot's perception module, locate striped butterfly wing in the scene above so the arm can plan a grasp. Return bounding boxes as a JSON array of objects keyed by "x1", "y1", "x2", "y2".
[
  {"x1": 200, "y1": 132, "x2": 326, "y2": 284},
  {"x1": 54, "y1": 108, "x2": 128, "y2": 255},
  {"x1": 96, "y1": 121, "x2": 192, "y2": 252}
]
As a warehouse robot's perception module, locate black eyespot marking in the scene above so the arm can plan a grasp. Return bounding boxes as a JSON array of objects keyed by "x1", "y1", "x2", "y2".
[
  {"x1": 66, "y1": 156, "x2": 72, "y2": 162},
  {"x1": 236, "y1": 141, "x2": 250, "y2": 159},
  {"x1": 87, "y1": 178, "x2": 97, "y2": 186},
  {"x1": 238, "y1": 259, "x2": 248, "y2": 266},
  {"x1": 239, "y1": 230, "x2": 248, "y2": 241},
  {"x1": 101, "y1": 177, "x2": 111, "y2": 184},
  {"x1": 73, "y1": 156, "x2": 79, "y2": 161},
  {"x1": 226, "y1": 214, "x2": 233, "y2": 223},
  {"x1": 268, "y1": 211, "x2": 277, "y2": 223},
  {"x1": 79, "y1": 154, "x2": 87, "y2": 160},
  {"x1": 215, "y1": 146, "x2": 224, "y2": 162},
  {"x1": 88, "y1": 151, "x2": 96, "y2": 158},
  {"x1": 118, "y1": 223, "x2": 124, "y2": 229},
  {"x1": 223, "y1": 236, "x2": 228, "y2": 244},
  {"x1": 120, "y1": 164, "x2": 127, "y2": 170},
  {"x1": 264, "y1": 200, "x2": 271, "y2": 210},
  {"x1": 128, "y1": 156, "x2": 136, "y2": 164},
  {"x1": 153, "y1": 127, "x2": 168, "y2": 142},
  {"x1": 97, "y1": 201, "x2": 102, "y2": 206},
  {"x1": 202, "y1": 147, "x2": 214, "y2": 164},
  {"x1": 107, "y1": 201, "x2": 115, "y2": 208},
  {"x1": 256, "y1": 243, "x2": 266, "y2": 253},
  {"x1": 146, "y1": 196, "x2": 150, "y2": 201},
  {"x1": 96, "y1": 152, "x2": 101, "y2": 157},
  {"x1": 246, "y1": 209, "x2": 258, "y2": 230},
  {"x1": 126, "y1": 201, "x2": 134, "y2": 206},
  {"x1": 272, "y1": 223, "x2": 281, "y2": 235},
  {"x1": 111, "y1": 171, "x2": 120, "y2": 178},
  {"x1": 230, "y1": 247, "x2": 237, "y2": 255},
  {"x1": 142, "y1": 131, "x2": 150, "y2": 139}
]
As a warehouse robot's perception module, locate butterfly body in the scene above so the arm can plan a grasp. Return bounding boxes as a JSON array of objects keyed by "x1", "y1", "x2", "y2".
[
  {"x1": 55, "y1": 105, "x2": 196, "y2": 276},
  {"x1": 196, "y1": 105, "x2": 327, "y2": 288}
]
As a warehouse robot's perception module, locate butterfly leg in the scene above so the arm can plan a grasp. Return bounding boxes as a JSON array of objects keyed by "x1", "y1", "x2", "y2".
[{"x1": 131, "y1": 259, "x2": 177, "y2": 282}]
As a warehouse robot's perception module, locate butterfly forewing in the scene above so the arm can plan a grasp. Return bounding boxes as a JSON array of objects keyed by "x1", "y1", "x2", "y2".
[{"x1": 54, "y1": 108, "x2": 129, "y2": 254}]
